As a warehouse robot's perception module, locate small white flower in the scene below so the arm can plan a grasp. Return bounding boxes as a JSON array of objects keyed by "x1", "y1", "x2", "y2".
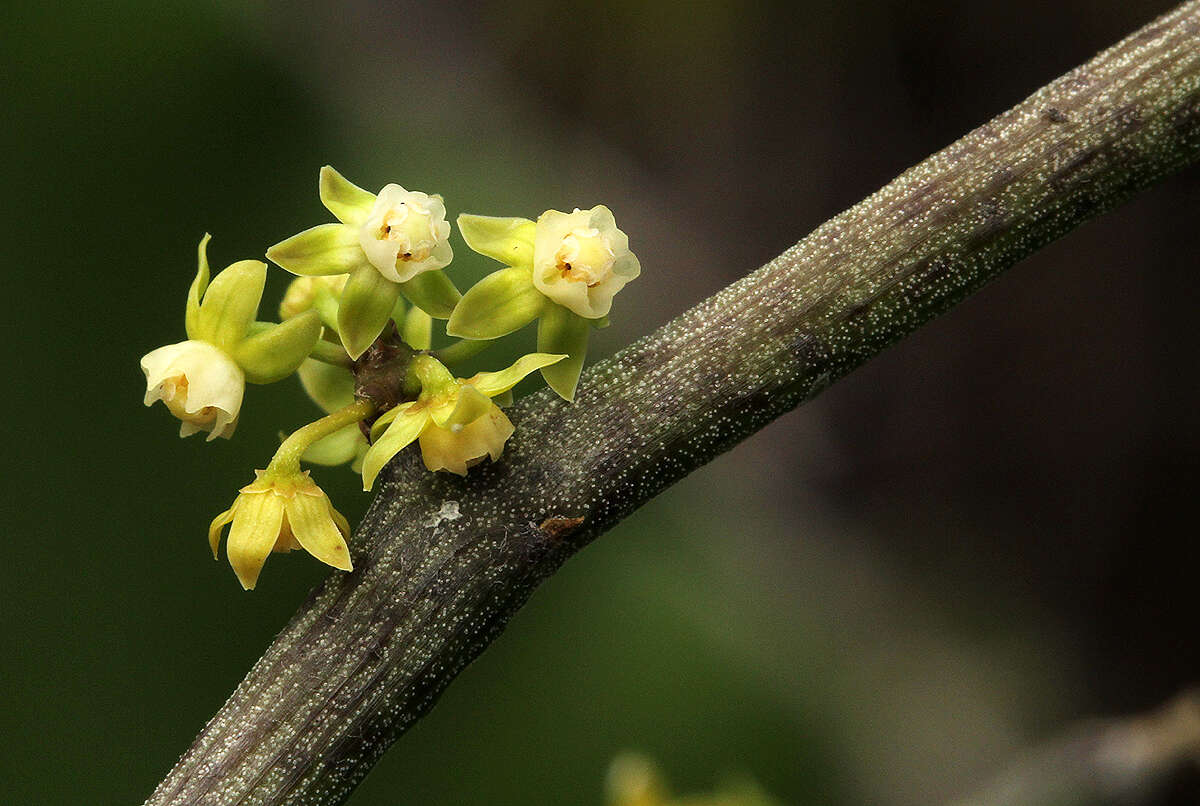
[
  {"x1": 141, "y1": 340, "x2": 244, "y2": 441},
  {"x1": 532, "y1": 205, "x2": 640, "y2": 319},
  {"x1": 358, "y1": 185, "x2": 453, "y2": 283}
]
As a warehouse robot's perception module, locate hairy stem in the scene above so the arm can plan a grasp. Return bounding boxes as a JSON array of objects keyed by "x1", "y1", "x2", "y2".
[{"x1": 146, "y1": 4, "x2": 1200, "y2": 804}]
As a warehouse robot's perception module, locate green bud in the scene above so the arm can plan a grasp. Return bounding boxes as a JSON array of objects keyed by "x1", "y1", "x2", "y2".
[
  {"x1": 266, "y1": 222, "x2": 368, "y2": 277},
  {"x1": 232, "y1": 311, "x2": 322, "y2": 384},
  {"x1": 402, "y1": 305, "x2": 433, "y2": 351},
  {"x1": 398, "y1": 269, "x2": 461, "y2": 319},
  {"x1": 445, "y1": 266, "x2": 544, "y2": 340},
  {"x1": 456, "y1": 214, "x2": 535, "y2": 267},
  {"x1": 537, "y1": 302, "x2": 590, "y2": 402},
  {"x1": 318, "y1": 165, "x2": 375, "y2": 226},
  {"x1": 338, "y1": 262, "x2": 404, "y2": 360},
  {"x1": 298, "y1": 359, "x2": 355, "y2": 413},
  {"x1": 302, "y1": 424, "x2": 365, "y2": 467}
]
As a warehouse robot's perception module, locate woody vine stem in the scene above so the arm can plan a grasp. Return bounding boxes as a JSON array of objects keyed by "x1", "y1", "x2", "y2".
[{"x1": 147, "y1": 3, "x2": 1200, "y2": 804}]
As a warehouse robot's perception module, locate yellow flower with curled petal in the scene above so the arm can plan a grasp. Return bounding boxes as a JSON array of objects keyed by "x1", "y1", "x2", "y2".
[
  {"x1": 209, "y1": 467, "x2": 352, "y2": 590},
  {"x1": 141, "y1": 235, "x2": 321, "y2": 441},
  {"x1": 532, "y1": 205, "x2": 640, "y2": 320},
  {"x1": 266, "y1": 166, "x2": 460, "y2": 359},
  {"x1": 361, "y1": 353, "x2": 565, "y2": 488},
  {"x1": 142, "y1": 340, "x2": 244, "y2": 440}
]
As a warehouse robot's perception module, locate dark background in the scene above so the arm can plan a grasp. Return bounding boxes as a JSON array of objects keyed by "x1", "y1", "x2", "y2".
[{"x1": 2, "y1": 0, "x2": 1197, "y2": 803}]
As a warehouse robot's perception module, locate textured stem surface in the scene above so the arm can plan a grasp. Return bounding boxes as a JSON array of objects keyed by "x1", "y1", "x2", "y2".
[{"x1": 147, "y1": 5, "x2": 1200, "y2": 804}]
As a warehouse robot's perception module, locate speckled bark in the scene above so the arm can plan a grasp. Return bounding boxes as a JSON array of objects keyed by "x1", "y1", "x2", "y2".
[{"x1": 146, "y1": 4, "x2": 1200, "y2": 804}]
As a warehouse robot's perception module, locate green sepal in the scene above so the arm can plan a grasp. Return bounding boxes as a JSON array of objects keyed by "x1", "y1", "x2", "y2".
[
  {"x1": 266, "y1": 223, "x2": 367, "y2": 277},
  {"x1": 302, "y1": 424, "x2": 363, "y2": 467},
  {"x1": 311, "y1": 283, "x2": 341, "y2": 333},
  {"x1": 361, "y1": 405, "x2": 429, "y2": 490},
  {"x1": 402, "y1": 306, "x2": 433, "y2": 351},
  {"x1": 398, "y1": 270, "x2": 461, "y2": 319},
  {"x1": 445, "y1": 266, "x2": 544, "y2": 340},
  {"x1": 537, "y1": 303, "x2": 590, "y2": 402},
  {"x1": 233, "y1": 310, "x2": 322, "y2": 384},
  {"x1": 319, "y1": 166, "x2": 376, "y2": 226},
  {"x1": 390, "y1": 296, "x2": 408, "y2": 330},
  {"x1": 468, "y1": 352, "x2": 567, "y2": 397},
  {"x1": 456, "y1": 214, "x2": 535, "y2": 267},
  {"x1": 184, "y1": 233, "x2": 212, "y2": 339},
  {"x1": 338, "y1": 263, "x2": 404, "y2": 360},
  {"x1": 194, "y1": 259, "x2": 267, "y2": 351},
  {"x1": 590, "y1": 315, "x2": 611, "y2": 329},
  {"x1": 297, "y1": 358, "x2": 355, "y2": 413}
]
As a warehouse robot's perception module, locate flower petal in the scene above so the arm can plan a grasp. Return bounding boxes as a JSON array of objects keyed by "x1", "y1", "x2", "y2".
[
  {"x1": 185, "y1": 233, "x2": 212, "y2": 340},
  {"x1": 402, "y1": 306, "x2": 433, "y2": 351},
  {"x1": 537, "y1": 303, "x2": 590, "y2": 402},
  {"x1": 430, "y1": 384, "x2": 493, "y2": 428},
  {"x1": 338, "y1": 262, "x2": 404, "y2": 360},
  {"x1": 467, "y1": 352, "x2": 567, "y2": 398},
  {"x1": 418, "y1": 407, "x2": 514, "y2": 476},
  {"x1": 233, "y1": 310, "x2": 322, "y2": 384},
  {"x1": 319, "y1": 166, "x2": 376, "y2": 227},
  {"x1": 398, "y1": 269, "x2": 461, "y2": 320},
  {"x1": 208, "y1": 505, "x2": 234, "y2": 559},
  {"x1": 195, "y1": 260, "x2": 267, "y2": 351},
  {"x1": 286, "y1": 492, "x2": 353, "y2": 571},
  {"x1": 456, "y1": 214, "x2": 535, "y2": 267},
  {"x1": 267, "y1": 223, "x2": 368, "y2": 277},
  {"x1": 226, "y1": 491, "x2": 285, "y2": 590},
  {"x1": 361, "y1": 407, "x2": 430, "y2": 491},
  {"x1": 445, "y1": 266, "x2": 544, "y2": 340}
]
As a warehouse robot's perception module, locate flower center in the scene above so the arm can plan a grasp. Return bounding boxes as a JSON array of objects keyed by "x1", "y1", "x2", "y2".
[
  {"x1": 161, "y1": 375, "x2": 218, "y2": 426},
  {"x1": 554, "y1": 227, "x2": 615, "y2": 286},
  {"x1": 376, "y1": 200, "x2": 437, "y2": 264}
]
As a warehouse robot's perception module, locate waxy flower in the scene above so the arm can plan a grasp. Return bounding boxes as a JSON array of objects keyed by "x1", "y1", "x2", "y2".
[
  {"x1": 448, "y1": 205, "x2": 639, "y2": 401},
  {"x1": 142, "y1": 340, "x2": 243, "y2": 440},
  {"x1": 141, "y1": 235, "x2": 322, "y2": 440},
  {"x1": 266, "y1": 167, "x2": 461, "y2": 359},
  {"x1": 532, "y1": 206, "x2": 640, "y2": 319},
  {"x1": 361, "y1": 353, "x2": 565, "y2": 488},
  {"x1": 209, "y1": 467, "x2": 352, "y2": 590},
  {"x1": 359, "y1": 185, "x2": 453, "y2": 282}
]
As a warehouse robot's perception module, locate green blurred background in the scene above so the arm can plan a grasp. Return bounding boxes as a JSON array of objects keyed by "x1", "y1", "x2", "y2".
[{"x1": 3, "y1": 0, "x2": 1199, "y2": 803}]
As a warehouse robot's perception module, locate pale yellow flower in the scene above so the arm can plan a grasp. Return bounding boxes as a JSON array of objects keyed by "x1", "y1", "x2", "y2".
[
  {"x1": 141, "y1": 340, "x2": 244, "y2": 441},
  {"x1": 532, "y1": 205, "x2": 640, "y2": 319},
  {"x1": 358, "y1": 185, "x2": 453, "y2": 283},
  {"x1": 208, "y1": 468, "x2": 352, "y2": 590},
  {"x1": 361, "y1": 353, "x2": 564, "y2": 487}
]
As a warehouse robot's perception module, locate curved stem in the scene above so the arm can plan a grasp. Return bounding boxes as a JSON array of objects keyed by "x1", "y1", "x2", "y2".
[
  {"x1": 145, "y1": 5, "x2": 1200, "y2": 804},
  {"x1": 267, "y1": 399, "x2": 375, "y2": 473},
  {"x1": 307, "y1": 338, "x2": 353, "y2": 369}
]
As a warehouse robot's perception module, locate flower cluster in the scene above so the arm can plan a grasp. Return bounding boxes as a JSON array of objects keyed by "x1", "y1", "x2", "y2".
[{"x1": 140, "y1": 167, "x2": 640, "y2": 589}]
